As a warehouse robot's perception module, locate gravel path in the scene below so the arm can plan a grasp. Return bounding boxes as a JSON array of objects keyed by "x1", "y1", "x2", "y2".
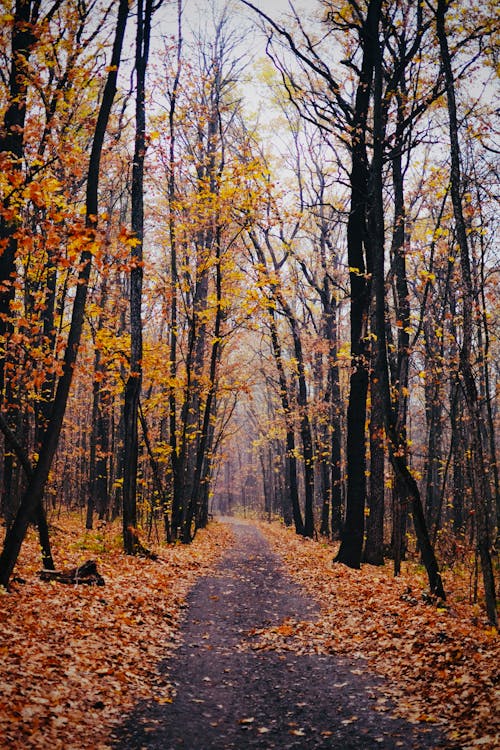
[{"x1": 113, "y1": 520, "x2": 448, "y2": 749}]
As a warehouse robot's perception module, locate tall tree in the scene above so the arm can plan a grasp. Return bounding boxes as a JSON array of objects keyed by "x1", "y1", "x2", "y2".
[
  {"x1": 166, "y1": 0, "x2": 183, "y2": 543},
  {"x1": 334, "y1": 0, "x2": 381, "y2": 567},
  {"x1": 435, "y1": 0, "x2": 497, "y2": 623},
  {"x1": 365, "y1": 0, "x2": 445, "y2": 598},
  {"x1": 122, "y1": 0, "x2": 157, "y2": 555},
  {"x1": 0, "y1": 0, "x2": 64, "y2": 570},
  {"x1": 0, "y1": 0, "x2": 129, "y2": 589}
]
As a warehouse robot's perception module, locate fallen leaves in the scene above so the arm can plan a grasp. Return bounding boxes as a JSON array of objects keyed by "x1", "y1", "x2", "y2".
[
  {"x1": 2, "y1": 516, "x2": 498, "y2": 748},
  {"x1": 0, "y1": 514, "x2": 233, "y2": 749},
  {"x1": 254, "y1": 522, "x2": 499, "y2": 750}
]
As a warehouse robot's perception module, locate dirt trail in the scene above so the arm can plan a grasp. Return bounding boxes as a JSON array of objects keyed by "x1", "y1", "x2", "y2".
[{"x1": 113, "y1": 520, "x2": 448, "y2": 749}]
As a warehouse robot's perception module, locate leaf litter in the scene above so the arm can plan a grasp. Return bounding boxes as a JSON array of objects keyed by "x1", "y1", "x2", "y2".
[
  {"x1": 2, "y1": 516, "x2": 498, "y2": 750},
  {"x1": 0, "y1": 515, "x2": 233, "y2": 749},
  {"x1": 252, "y1": 522, "x2": 499, "y2": 750}
]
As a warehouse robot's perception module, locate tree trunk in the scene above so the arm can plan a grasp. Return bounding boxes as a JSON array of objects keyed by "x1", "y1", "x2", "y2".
[
  {"x1": 289, "y1": 318, "x2": 315, "y2": 538},
  {"x1": 0, "y1": 2, "x2": 52, "y2": 560},
  {"x1": 436, "y1": 0, "x2": 496, "y2": 624},
  {"x1": 367, "y1": 0, "x2": 445, "y2": 599},
  {"x1": 423, "y1": 318, "x2": 444, "y2": 535},
  {"x1": 323, "y1": 302, "x2": 343, "y2": 538},
  {"x1": 0, "y1": 0, "x2": 37, "y2": 395},
  {"x1": 0, "y1": 0, "x2": 129, "y2": 589},
  {"x1": 335, "y1": 0, "x2": 380, "y2": 568},
  {"x1": 269, "y1": 312, "x2": 304, "y2": 536},
  {"x1": 167, "y1": 0, "x2": 183, "y2": 540},
  {"x1": 390, "y1": 99, "x2": 410, "y2": 574},
  {"x1": 364, "y1": 308, "x2": 385, "y2": 566},
  {"x1": 0, "y1": 412, "x2": 54, "y2": 570},
  {"x1": 122, "y1": 0, "x2": 154, "y2": 555}
]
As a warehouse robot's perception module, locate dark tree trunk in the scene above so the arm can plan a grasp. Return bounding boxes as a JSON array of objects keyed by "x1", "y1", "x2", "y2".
[
  {"x1": 330, "y1": 424, "x2": 343, "y2": 538},
  {"x1": 138, "y1": 403, "x2": 171, "y2": 541},
  {"x1": 335, "y1": 0, "x2": 380, "y2": 568},
  {"x1": 364, "y1": 308, "x2": 385, "y2": 566},
  {"x1": 1, "y1": 401, "x2": 18, "y2": 528},
  {"x1": 87, "y1": 346, "x2": 110, "y2": 529},
  {"x1": 95, "y1": 400, "x2": 110, "y2": 521},
  {"x1": 319, "y1": 450, "x2": 330, "y2": 536},
  {"x1": 323, "y1": 303, "x2": 343, "y2": 538},
  {"x1": 0, "y1": 2, "x2": 49, "y2": 552},
  {"x1": 167, "y1": 0, "x2": 183, "y2": 541},
  {"x1": 436, "y1": 0, "x2": 496, "y2": 624},
  {"x1": 197, "y1": 413, "x2": 217, "y2": 530},
  {"x1": 423, "y1": 318, "x2": 445, "y2": 535},
  {"x1": 289, "y1": 318, "x2": 315, "y2": 538},
  {"x1": 389, "y1": 99, "x2": 410, "y2": 574},
  {"x1": 391, "y1": 483, "x2": 404, "y2": 576},
  {"x1": 268, "y1": 312, "x2": 304, "y2": 536},
  {"x1": 367, "y1": 0, "x2": 445, "y2": 599},
  {"x1": 451, "y1": 396, "x2": 466, "y2": 535},
  {"x1": 277, "y1": 446, "x2": 292, "y2": 526},
  {"x1": 122, "y1": 0, "x2": 154, "y2": 555},
  {"x1": 0, "y1": 0, "x2": 37, "y2": 395},
  {"x1": 0, "y1": 0, "x2": 129, "y2": 589},
  {"x1": 0, "y1": 412, "x2": 54, "y2": 570}
]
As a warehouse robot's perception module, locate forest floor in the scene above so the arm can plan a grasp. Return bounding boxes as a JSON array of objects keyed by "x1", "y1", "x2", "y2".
[
  {"x1": 254, "y1": 522, "x2": 499, "y2": 749},
  {"x1": 0, "y1": 515, "x2": 498, "y2": 749},
  {"x1": 0, "y1": 514, "x2": 233, "y2": 749}
]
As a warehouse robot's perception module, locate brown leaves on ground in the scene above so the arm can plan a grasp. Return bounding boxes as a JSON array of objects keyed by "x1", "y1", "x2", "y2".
[
  {"x1": 254, "y1": 523, "x2": 499, "y2": 750},
  {"x1": 0, "y1": 515, "x2": 233, "y2": 750}
]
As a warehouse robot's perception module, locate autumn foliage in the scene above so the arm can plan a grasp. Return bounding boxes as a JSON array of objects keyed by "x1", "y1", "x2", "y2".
[
  {"x1": 0, "y1": 0, "x2": 498, "y2": 705},
  {"x1": 1, "y1": 516, "x2": 497, "y2": 748},
  {"x1": 257, "y1": 523, "x2": 499, "y2": 750},
  {"x1": 0, "y1": 514, "x2": 233, "y2": 749}
]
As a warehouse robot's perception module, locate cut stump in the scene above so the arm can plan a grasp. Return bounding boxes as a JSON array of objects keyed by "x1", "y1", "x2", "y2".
[{"x1": 39, "y1": 559, "x2": 105, "y2": 586}]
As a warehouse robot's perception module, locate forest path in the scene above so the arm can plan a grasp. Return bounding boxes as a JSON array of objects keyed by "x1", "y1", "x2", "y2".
[{"x1": 113, "y1": 520, "x2": 447, "y2": 749}]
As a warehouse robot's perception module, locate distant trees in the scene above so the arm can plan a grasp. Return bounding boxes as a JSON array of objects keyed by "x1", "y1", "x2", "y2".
[
  {"x1": 240, "y1": 0, "x2": 497, "y2": 619},
  {"x1": 0, "y1": 0, "x2": 497, "y2": 623},
  {"x1": 435, "y1": 0, "x2": 496, "y2": 622},
  {"x1": 148, "y1": 9, "x2": 262, "y2": 543}
]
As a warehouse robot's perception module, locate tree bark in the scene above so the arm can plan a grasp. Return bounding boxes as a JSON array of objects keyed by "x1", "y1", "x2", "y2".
[
  {"x1": 0, "y1": 413, "x2": 54, "y2": 570},
  {"x1": 335, "y1": 0, "x2": 380, "y2": 568},
  {"x1": 122, "y1": 0, "x2": 155, "y2": 555},
  {"x1": 167, "y1": 0, "x2": 183, "y2": 541},
  {"x1": 389, "y1": 99, "x2": 410, "y2": 574},
  {"x1": 0, "y1": 0, "x2": 37, "y2": 394},
  {"x1": 367, "y1": 0, "x2": 445, "y2": 599},
  {"x1": 364, "y1": 306, "x2": 385, "y2": 565},
  {"x1": 290, "y1": 317, "x2": 315, "y2": 538},
  {"x1": 423, "y1": 318, "x2": 444, "y2": 535},
  {"x1": 268, "y1": 309, "x2": 304, "y2": 536}
]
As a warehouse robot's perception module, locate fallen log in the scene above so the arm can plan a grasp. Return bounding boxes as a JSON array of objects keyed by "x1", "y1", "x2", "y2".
[{"x1": 39, "y1": 559, "x2": 105, "y2": 586}]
